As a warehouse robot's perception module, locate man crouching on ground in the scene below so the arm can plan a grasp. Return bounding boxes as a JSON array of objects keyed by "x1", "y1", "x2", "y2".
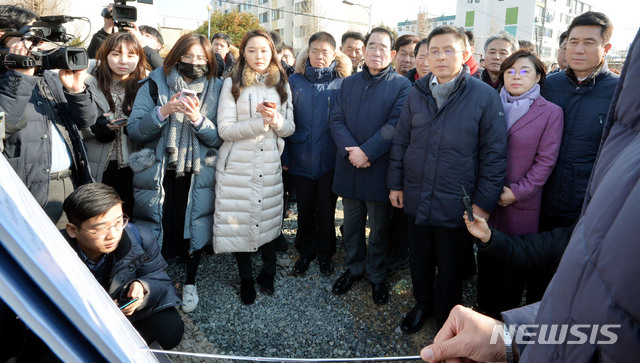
[{"x1": 63, "y1": 183, "x2": 184, "y2": 349}]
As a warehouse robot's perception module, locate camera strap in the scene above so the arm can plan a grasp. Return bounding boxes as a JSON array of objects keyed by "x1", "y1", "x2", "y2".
[{"x1": 2, "y1": 53, "x2": 36, "y2": 69}]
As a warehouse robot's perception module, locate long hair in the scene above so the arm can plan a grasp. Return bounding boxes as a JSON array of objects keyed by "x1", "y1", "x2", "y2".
[
  {"x1": 94, "y1": 32, "x2": 149, "y2": 116},
  {"x1": 231, "y1": 30, "x2": 288, "y2": 103},
  {"x1": 163, "y1": 33, "x2": 217, "y2": 79}
]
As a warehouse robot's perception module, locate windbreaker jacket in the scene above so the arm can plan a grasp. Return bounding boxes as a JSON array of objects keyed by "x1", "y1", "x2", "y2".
[
  {"x1": 213, "y1": 65, "x2": 295, "y2": 253},
  {"x1": 541, "y1": 64, "x2": 618, "y2": 219},
  {"x1": 329, "y1": 65, "x2": 411, "y2": 202},
  {"x1": 63, "y1": 223, "x2": 181, "y2": 322},
  {"x1": 126, "y1": 67, "x2": 222, "y2": 253},
  {"x1": 0, "y1": 70, "x2": 95, "y2": 206},
  {"x1": 505, "y1": 28, "x2": 640, "y2": 361},
  {"x1": 285, "y1": 49, "x2": 352, "y2": 179},
  {"x1": 387, "y1": 68, "x2": 507, "y2": 227}
]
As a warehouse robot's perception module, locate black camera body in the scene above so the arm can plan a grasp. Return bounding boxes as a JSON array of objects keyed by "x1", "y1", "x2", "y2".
[
  {"x1": 0, "y1": 16, "x2": 88, "y2": 72},
  {"x1": 103, "y1": 0, "x2": 138, "y2": 31}
]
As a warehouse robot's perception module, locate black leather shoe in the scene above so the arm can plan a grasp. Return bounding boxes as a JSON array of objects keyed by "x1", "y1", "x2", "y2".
[
  {"x1": 293, "y1": 257, "x2": 313, "y2": 276},
  {"x1": 332, "y1": 270, "x2": 363, "y2": 295},
  {"x1": 371, "y1": 282, "x2": 389, "y2": 305},
  {"x1": 256, "y1": 271, "x2": 275, "y2": 295},
  {"x1": 400, "y1": 305, "x2": 431, "y2": 334},
  {"x1": 318, "y1": 259, "x2": 333, "y2": 276}
]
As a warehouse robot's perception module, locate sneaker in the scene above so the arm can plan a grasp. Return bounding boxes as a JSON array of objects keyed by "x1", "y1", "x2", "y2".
[{"x1": 182, "y1": 284, "x2": 199, "y2": 313}]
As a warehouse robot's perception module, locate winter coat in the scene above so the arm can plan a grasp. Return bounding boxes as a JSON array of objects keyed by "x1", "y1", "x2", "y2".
[
  {"x1": 406, "y1": 68, "x2": 419, "y2": 84},
  {"x1": 387, "y1": 68, "x2": 507, "y2": 227},
  {"x1": 285, "y1": 48, "x2": 352, "y2": 179},
  {"x1": 329, "y1": 65, "x2": 411, "y2": 202},
  {"x1": 213, "y1": 64, "x2": 295, "y2": 253},
  {"x1": 0, "y1": 70, "x2": 95, "y2": 206},
  {"x1": 81, "y1": 76, "x2": 136, "y2": 183},
  {"x1": 126, "y1": 67, "x2": 222, "y2": 253},
  {"x1": 505, "y1": 28, "x2": 640, "y2": 361},
  {"x1": 488, "y1": 96, "x2": 563, "y2": 235},
  {"x1": 62, "y1": 223, "x2": 181, "y2": 322},
  {"x1": 540, "y1": 63, "x2": 619, "y2": 220}
]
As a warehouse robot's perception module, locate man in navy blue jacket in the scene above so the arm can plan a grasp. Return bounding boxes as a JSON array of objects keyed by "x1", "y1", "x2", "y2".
[
  {"x1": 287, "y1": 31, "x2": 352, "y2": 276},
  {"x1": 388, "y1": 25, "x2": 507, "y2": 332},
  {"x1": 329, "y1": 27, "x2": 411, "y2": 305}
]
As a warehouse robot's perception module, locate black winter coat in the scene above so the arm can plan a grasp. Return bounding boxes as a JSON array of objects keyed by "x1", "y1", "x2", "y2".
[
  {"x1": 540, "y1": 65, "x2": 618, "y2": 219},
  {"x1": 388, "y1": 68, "x2": 507, "y2": 227},
  {"x1": 329, "y1": 65, "x2": 411, "y2": 202},
  {"x1": 63, "y1": 224, "x2": 181, "y2": 322},
  {"x1": 0, "y1": 70, "x2": 95, "y2": 206}
]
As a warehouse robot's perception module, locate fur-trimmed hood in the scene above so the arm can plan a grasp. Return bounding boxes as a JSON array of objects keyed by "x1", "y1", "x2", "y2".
[
  {"x1": 294, "y1": 47, "x2": 352, "y2": 78},
  {"x1": 241, "y1": 62, "x2": 281, "y2": 88}
]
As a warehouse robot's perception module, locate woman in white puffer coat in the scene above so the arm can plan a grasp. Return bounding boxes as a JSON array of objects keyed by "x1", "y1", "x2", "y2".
[{"x1": 214, "y1": 30, "x2": 294, "y2": 305}]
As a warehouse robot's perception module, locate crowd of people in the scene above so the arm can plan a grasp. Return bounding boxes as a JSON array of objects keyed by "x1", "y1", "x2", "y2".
[{"x1": 1, "y1": 3, "x2": 637, "y2": 361}]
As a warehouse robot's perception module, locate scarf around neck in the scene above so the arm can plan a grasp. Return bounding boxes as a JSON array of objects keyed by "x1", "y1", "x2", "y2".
[
  {"x1": 165, "y1": 67, "x2": 210, "y2": 176},
  {"x1": 500, "y1": 83, "x2": 541, "y2": 130}
]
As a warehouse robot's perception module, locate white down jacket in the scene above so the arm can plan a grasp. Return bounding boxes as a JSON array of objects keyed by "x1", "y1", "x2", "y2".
[{"x1": 214, "y1": 65, "x2": 295, "y2": 253}]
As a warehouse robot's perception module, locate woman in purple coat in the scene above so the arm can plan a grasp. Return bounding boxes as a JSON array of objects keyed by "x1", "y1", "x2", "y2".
[{"x1": 477, "y1": 50, "x2": 563, "y2": 319}]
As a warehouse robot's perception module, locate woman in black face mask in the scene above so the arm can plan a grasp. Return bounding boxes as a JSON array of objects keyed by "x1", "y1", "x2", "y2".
[{"x1": 127, "y1": 33, "x2": 223, "y2": 314}]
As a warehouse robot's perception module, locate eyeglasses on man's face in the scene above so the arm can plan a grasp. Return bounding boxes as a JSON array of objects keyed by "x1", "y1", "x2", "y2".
[{"x1": 79, "y1": 216, "x2": 129, "y2": 239}]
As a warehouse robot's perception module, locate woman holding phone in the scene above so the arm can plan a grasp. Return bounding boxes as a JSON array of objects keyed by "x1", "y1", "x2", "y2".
[
  {"x1": 127, "y1": 33, "x2": 222, "y2": 313},
  {"x1": 83, "y1": 32, "x2": 149, "y2": 217},
  {"x1": 477, "y1": 50, "x2": 563, "y2": 319},
  {"x1": 214, "y1": 30, "x2": 294, "y2": 305}
]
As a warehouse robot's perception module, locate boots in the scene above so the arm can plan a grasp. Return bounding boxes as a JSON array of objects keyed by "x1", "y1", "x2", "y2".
[
  {"x1": 256, "y1": 271, "x2": 275, "y2": 295},
  {"x1": 240, "y1": 278, "x2": 256, "y2": 305}
]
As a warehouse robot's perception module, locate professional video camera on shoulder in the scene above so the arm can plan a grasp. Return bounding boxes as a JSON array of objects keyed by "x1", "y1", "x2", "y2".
[
  {"x1": 0, "y1": 15, "x2": 88, "y2": 72},
  {"x1": 102, "y1": 0, "x2": 138, "y2": 31}
]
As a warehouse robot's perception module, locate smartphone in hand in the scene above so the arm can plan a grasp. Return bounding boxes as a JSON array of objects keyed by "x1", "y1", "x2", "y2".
[
  {"x1": 178, "y1": 89, "x2": 197, "y2": 102},
  {"x1": 110, "y1": 117, "x2": 128, "y2": 126},
  {"x1": 262, "y1": 101, "x2": 277, "y2": 108}
]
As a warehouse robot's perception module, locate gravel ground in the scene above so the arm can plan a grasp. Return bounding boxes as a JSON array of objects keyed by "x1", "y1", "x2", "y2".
[{"x1": 165, "y1": 199, "x2": 478, "y2": 362}]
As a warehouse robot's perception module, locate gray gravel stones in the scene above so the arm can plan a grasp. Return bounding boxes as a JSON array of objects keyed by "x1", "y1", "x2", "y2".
[{"x1": 165, "y1": 201, "x2": 478, "y2": 362}]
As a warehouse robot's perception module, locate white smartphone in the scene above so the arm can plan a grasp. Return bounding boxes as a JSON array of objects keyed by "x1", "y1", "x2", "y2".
[{"x1": 178, "y1": 89, "x2": 197, "y2": 101}]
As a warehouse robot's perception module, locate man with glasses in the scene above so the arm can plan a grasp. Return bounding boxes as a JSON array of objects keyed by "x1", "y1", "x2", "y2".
[
  {"x1": 330, "y1": 27, "x2": 411, "y2": 305},
  {"x1": 481, "y1": 32, "x2": 519, "y2": 89},
  {"x1": 388, "y1": 25, "x2": 506, "y2": 333},
  {"x1": 287, "y1": 31, "x2": 352, "y2": 277},
  {"x1": 58, "y1": 183, "x2": 183, "y2": 352}
]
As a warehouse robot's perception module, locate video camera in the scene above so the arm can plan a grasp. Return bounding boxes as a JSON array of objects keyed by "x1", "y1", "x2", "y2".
[
  {"x1": 102, "y1": 0, "x2": 138, "y2": 31},
  {"x1": 0, "y1": 15, "x2": 88, "y2": 71}
]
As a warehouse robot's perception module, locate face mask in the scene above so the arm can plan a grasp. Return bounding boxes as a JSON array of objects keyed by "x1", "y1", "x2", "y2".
[{"x1": 177, "y1": 61, "x2": 208, "y2": 79}]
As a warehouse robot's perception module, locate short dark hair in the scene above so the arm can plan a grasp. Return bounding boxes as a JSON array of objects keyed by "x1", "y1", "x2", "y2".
[
  {"x1": 0, "y1": 5, "x2": 38, "y2": 30},
  {"x1": 567, "y1": 11, "x2": 613, "y2": 44},
  {"x1": 558, "y1": 31, "x2": 568, "y2": 47},
  {"x1": 341, "y1": 31, "x2": 364, "y2": 46},
  {"x1": 414, "y1": 38, "x2": 428, "y2": 57},
  {"x1": 309, "y1": 31, "x2": 336, "y2": 50},
  {"x1": 269, "y1": 30, "x2": 284, "y2": 53},
  {"x1": 139, "y1": 25, "x2": 164, "y2": 46},
  {"x1": 463, "y1": 29, "x2": 475, "y2": 46},
  {"x1": 365, "y1": 27, "x2": 395, "y2": 49},
  {"x1": 394, "y1": 34, "x2": 418, "y2": 52},
  {"x1": 427, "y1": 25, "x2": 467, "y2": 49},
  {"x1": 63, "y1": 183, "x2": 123, "y2": 227},
  {"x1": 212, "y1": 32, "x2": 232, "y2": 46},
  {"x1": 498, "y1": 50, "x2": 547, "y2": 89}
]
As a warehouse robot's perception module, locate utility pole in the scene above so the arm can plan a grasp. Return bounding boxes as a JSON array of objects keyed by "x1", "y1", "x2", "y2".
[{"x1": 537, "y1": 0, "x2": 548, "y2": 54}]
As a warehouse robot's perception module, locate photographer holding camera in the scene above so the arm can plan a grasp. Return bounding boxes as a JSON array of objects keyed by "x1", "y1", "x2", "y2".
[
  {"x1": 0, "y1": 5, "x2": 95, "y2": 229},
  {"x1": 87, "y1": 2, "x2": 163, "y2": 70}
]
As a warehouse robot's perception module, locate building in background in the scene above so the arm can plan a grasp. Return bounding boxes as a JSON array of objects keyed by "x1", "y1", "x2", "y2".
[
  {"x1": 210, "y1": 0, "x2": 369, "y2": 51},
  {"x1": 397, "y1": 14, "x2": 456, "y2": 37},
  {"x1": 455, "y1": 0, "x2": 591, "y2": 60}
]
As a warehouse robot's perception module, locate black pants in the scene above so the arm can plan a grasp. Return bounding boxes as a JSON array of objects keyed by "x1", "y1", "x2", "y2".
[
  {"x1": 101, "y1": 161, "x2": 134, "y2": 218},
  {"x1": 44, "y1": 173, "x2": 75, "y2": 229},
  {"x1": 132, "y1": 307, "x2": 184, "y2": 350},
  {"x1": 407, "y1": 216, "x2": 470, "y2": 328},
  {"x1": 292, "y1": 173, "x2": 337, "y2": 261},
  {"x1": 234, "y1": 241, "x2": 277, "y2": 280},
  {"x1": 387, "y1": 207, "x2": 409, "y2": 260}
]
